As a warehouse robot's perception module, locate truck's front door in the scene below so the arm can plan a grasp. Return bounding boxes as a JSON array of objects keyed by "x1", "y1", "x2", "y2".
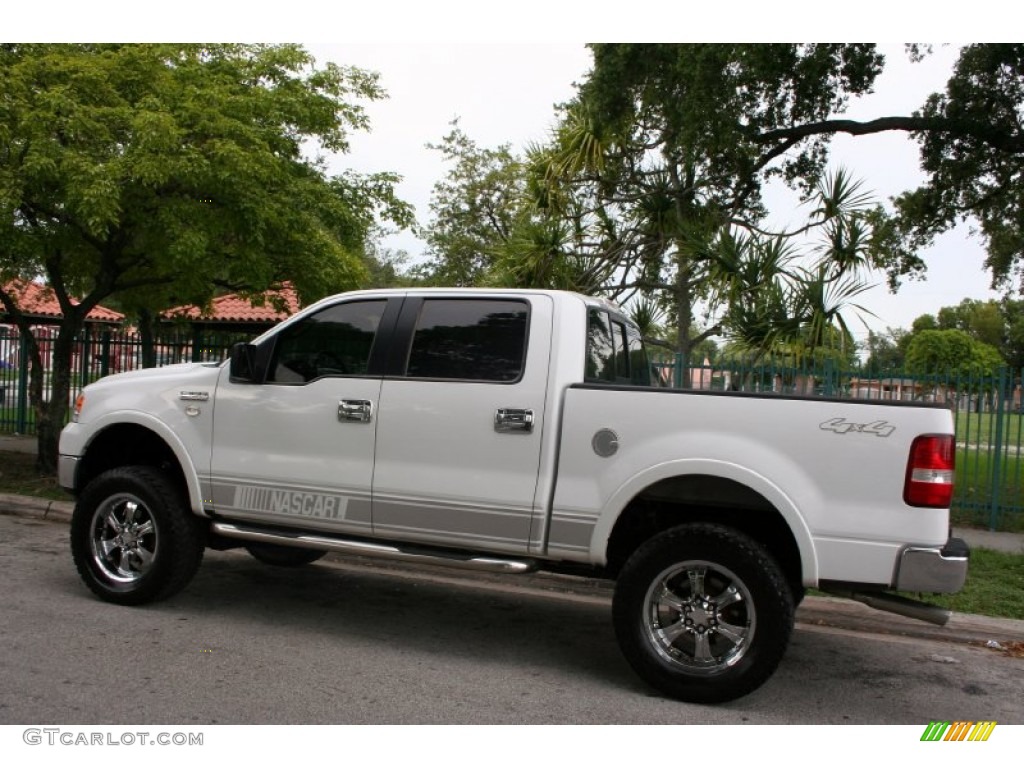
[
  {"x1": 208, "y1": 297, "x2": 398, "y2": 536},
  {"x1": 371, "y1": 295, "x2": 552, "y2": 554}
]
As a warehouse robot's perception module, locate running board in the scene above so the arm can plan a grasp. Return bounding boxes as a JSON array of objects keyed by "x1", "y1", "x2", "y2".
[
  {"x1": 824, "y1": 589, "x2": 952, "y2": 626},
  {"x1": 211, "y1": 522, "x2": 538, "y2": 575}
]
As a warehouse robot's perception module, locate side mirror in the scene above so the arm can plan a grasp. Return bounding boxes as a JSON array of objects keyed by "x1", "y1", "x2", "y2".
[{"x1": 230, "y1": 342, "x2": 259, "y2": 383}]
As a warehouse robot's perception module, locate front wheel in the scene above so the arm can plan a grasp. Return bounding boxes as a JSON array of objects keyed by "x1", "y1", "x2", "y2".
[
  {"x1": 612, "y1": 523, "x2": 794, "y2": 703},
  {"x1": 70, "y1": 466, "x2": 204, "y2": 605}
]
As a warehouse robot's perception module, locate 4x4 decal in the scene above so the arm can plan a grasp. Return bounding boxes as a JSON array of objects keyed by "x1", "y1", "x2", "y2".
[{"x1": 819, "y1": 417, "x2": 896, "y2": 437}]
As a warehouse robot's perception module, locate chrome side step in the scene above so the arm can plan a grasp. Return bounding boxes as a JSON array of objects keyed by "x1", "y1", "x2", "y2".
[{"x1": 211, "y1": 521, "x2": 538, "y2": 575}]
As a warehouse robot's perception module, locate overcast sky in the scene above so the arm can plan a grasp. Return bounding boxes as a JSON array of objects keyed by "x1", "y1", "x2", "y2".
[{"x1": 310, "y1": 42, "x2": 1006, "y2": 343}]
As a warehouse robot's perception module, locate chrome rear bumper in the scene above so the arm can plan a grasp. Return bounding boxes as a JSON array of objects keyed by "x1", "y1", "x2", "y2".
[{"x1": 894, "y1": 537, "x2": 969, "y2": 593}]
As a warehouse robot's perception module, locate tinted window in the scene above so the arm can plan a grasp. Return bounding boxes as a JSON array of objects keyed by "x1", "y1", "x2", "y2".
[
  {"x1": 585, "y1": 308, "x2": 650, "y2": 386},
  {"x1": 586, "y1": 310, "x2": 615, "y2": 382},
  {"x1": 405, "y1": 299, "x2": 528, "y2": 382},
  {"x1": 627, "y1": 323, "x2": 652, "y2": 386},
  {"x1": 268, "y1": 300, "x2": 386, "y2": 383}
]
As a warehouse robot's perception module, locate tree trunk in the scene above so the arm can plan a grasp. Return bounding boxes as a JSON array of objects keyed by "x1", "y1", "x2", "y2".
[
  {"x1": 673, "y1": 253, "x2": 694, "y2": 389},
  {"x1": 34, "y1": 325, "x2": 79, "y2": 474}
]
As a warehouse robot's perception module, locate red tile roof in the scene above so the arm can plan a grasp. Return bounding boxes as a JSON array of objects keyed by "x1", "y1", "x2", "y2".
[
  {"x1": 161, "y1": 284, "x2": 300, "y2": 324},
  {"x1": 1, "y1": 279, "x2": 125, "y2": 323}
]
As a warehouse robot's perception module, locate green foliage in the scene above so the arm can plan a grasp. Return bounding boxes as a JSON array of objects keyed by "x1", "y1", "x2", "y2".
[
  {"x1": 419, "y1": 121, "x2": 616, "y2": 294},
  {"x1": 533, "y1": 45, "x2": 892, "y2": 364},
  {"x1": 888, "y1": 45, "x2": 1024, "y2": 290},
  {"x1": 862, "y1": 327, "x2": 908, "y2": 371},
  {"x1": 0, "y1": 44, "x2": 410, "y2": 468},
  {"x1": 421, "y1": 44, "x2": 1024, "y2": 375},
  {"x1": 417, "y1": 124, "x2": 525, "y2": 286},
  {"x1": 904, "y1": 329, "x2": 1005, "y2": 377},
  {"x1": 0, "y1": 44, "x2": 411, "y2": 309},
  {"x1": 904, "y1": 297, "x2": 1024, "y2": 371}
]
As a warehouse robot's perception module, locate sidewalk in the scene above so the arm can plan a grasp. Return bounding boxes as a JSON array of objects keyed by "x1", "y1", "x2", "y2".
[{"x1": 0, "y1": 434, "x2": 35, "y2": 454}]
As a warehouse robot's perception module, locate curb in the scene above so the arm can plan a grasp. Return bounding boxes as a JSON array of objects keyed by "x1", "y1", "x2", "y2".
[
  {"x1": 0, "y1": 493, "x2": 73, "y2": 523},
  {"x1": 3, "y1": 493, "x2": 1023, "y2": 649}
]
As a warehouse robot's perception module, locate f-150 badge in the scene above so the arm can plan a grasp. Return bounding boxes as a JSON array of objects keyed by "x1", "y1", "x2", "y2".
[{"x1": 819, "y1": 418, "x2": 895, "y2": 437}]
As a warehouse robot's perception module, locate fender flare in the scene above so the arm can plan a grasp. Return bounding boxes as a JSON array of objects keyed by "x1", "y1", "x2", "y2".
[
  {"x1": 588, "y1": 458, "x2": 819, "y2": 584},
  {"x1": 79, "y1": 410, "x2": 206, "y2": 515}
]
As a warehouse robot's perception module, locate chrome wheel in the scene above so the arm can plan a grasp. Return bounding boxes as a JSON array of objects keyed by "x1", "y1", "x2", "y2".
[
  {"x1": 72, "y1": 466, "x2": 204, "y2": 605},
  {"x1": 643, "y1": 560, "x2": 755, "y2": 676},
  {"x1": 613, "y1": 523, "x2": 794, "y2": 702},
  {"x1": 88, "y1": 493, "x2": 159, "y2": 584}
]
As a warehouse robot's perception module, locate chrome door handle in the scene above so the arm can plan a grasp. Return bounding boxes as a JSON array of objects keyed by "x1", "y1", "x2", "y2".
[
  {"x1": 338, "y1": 399, "x2": 373, "y2": 423},
  {"x1": 495, "y1": 408, "x2": 534, "y2": 433}
]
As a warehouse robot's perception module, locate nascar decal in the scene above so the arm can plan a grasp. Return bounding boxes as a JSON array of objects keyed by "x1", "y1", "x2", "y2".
[{"x1": 232, "y1": 485, "x2": 348, "y2": 520}]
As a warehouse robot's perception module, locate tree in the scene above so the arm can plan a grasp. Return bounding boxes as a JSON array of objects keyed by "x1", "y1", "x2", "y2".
[
  {"x1": 534, "y1": 45, "x2": 893, "y2": 373},
  {"x1": 906, "y1": 297, "x2": 1024, "y2": 370},
  {"x1": 904, "y1": 329, "x2": 1004, "y2": 378},
  {"x1": 553, "y1": 44, "x2": 1024, "y2": 349},
  {"x1": 884, "y1": 45, "x2": 1024, "y2": 291},
  {"x1": 419, "y1": 123, "x2": 614, "y2": 293},
  {"x1": 936, "y1": 298, "x2": 1005, "y2": 348},
  {"x1": 420, "y1": 45, "x2": 1024, "y2": 377},
  {"x1": 863, "y1": 327, "x2": 908, "y2": 371},
  {"x1": 0, "y1": 44, "x2": 411, "y2": 470},
  {"x1": 416, "y1": 124, "x2": 525, "y2": 286}
]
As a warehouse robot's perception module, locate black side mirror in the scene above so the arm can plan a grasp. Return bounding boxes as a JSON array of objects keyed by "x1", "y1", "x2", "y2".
[{"x1": 230, "y1": 342, "x2": 259, "y2": 382}]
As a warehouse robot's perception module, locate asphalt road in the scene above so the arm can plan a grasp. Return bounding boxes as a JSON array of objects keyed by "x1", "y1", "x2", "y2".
[{"x1": 1, "y1": 513, "x2": 1023, "y2": 725}]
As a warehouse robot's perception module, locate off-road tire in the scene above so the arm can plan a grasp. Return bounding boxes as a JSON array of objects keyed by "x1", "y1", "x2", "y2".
[
  {"x1": 613, "y1": 522, "x2": 795, "y2": 703},
  {"x1": 70, "y1": 466, "x2": 204, "y2": 605}
]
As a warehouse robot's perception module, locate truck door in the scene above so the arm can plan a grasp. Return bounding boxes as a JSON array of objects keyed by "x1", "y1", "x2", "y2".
[
  {"x1": 208, "y1": 297, "x2": 399, "y2": 536},
  {"x1": 371, "y1": 295, "x2": 552, "y2": 554}
]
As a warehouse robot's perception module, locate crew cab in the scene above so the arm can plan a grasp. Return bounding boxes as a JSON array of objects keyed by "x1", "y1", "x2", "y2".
[{"x1": 59, "y1": 288, "x2": 969, "y2": 702}]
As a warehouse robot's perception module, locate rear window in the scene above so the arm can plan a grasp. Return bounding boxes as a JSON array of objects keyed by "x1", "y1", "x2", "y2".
[{"x1": 585, "y1": 309, "x2": 651, "y2": 386}]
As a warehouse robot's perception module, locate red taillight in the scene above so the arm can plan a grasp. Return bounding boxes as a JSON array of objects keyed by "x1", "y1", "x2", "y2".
[{"x1": 904, "y1": 435, "x2": 955, "y2": 508}]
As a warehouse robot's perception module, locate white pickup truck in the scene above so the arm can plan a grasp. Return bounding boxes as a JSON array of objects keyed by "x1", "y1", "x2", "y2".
[{"x1": 59, "y1": 288, "x2": 968, "y2": 702}]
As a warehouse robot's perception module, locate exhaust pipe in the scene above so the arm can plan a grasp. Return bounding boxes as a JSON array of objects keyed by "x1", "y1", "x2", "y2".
[{"x1": 825, "y1": 589, "x2": 952, "y2": 626}]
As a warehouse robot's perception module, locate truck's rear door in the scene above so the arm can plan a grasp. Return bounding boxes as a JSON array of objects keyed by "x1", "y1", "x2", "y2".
[{"x1": 371, "y1": 294, "x2": 553, "y2": 554}]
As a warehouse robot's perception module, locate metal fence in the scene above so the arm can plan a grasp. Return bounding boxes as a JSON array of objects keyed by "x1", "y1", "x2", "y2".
[
  {"x1": 0, "y1": 326, "x2": 249, "y2": 435},
  {"x1": 653, "y1": 355, "x2": 1024, "y2": 532}
]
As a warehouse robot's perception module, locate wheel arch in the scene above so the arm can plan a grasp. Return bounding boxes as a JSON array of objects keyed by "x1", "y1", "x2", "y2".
[
  {"x1": 76, "y1": 415, "x2": 204, "y2": 515},
  {"x1": 593, "y1": 460, "x2": 818, "y2": 587}
]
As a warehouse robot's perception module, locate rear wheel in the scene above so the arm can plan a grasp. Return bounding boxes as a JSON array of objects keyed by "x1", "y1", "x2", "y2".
[
  {"x1": 244, "y1": 542, "x2": 327, "y2": 567},
  {"x1": 70, "y1": 466, "x2": 204, "y2": 605},
  {"x1": 613, "y1": 523, "x2": 794, "y2": 703}
]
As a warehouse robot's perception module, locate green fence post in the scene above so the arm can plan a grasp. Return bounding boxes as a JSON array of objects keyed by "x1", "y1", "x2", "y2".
[
  {"x1": 16, "y1": 333, "x2": 29, "y2": 434},
  {"x1": 989, "y1": 366, "x2": 1007, "y2": 531},
  {"x1": 823, "y1": 359, "x2": 835, "y2": 398}
]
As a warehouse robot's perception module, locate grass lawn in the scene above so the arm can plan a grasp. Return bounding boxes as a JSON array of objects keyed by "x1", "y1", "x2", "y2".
[
  {"x1": 956, "y1": 409, "x2": 1023, "y2": 447},
  {"x1": 0, "y1": 448, "x2": 71, "y2": 501},
  {"x1": 953, "y1": 448, "x2": 1024, "y2": 532}
]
